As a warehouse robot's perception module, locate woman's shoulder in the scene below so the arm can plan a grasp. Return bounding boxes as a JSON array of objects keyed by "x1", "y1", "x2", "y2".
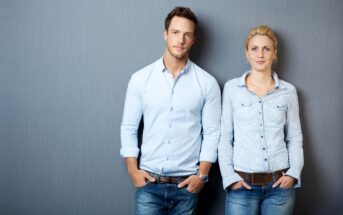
[
  {"x1": 224, "y1": 75, "x2": 245, "y2": 89},
  {"x1": 278, "y1": 79, "x2": 297, "y2": 92}
]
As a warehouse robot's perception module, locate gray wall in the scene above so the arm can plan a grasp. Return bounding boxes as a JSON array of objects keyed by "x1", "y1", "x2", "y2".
[{"x1": 1, "y1": 0, "x2": 342, "y2": 214}]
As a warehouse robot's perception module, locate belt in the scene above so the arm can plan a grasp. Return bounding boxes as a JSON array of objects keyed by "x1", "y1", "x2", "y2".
[
  {"x1": 147, "y1": 172, "x2": 189, "y2": 184},
  {"x1": 235, "y1": 169, "x2": 287, "y2": 186}
]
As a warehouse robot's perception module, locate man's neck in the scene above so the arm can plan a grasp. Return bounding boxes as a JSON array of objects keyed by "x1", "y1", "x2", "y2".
[{"x1": 163, "y1": 52, "x2": 188, "y2": 79}]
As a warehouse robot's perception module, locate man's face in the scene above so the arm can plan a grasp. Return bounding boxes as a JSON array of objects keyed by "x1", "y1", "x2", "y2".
[{"x1": 164, "y1": 16, "x2": 196, "y2": 60}]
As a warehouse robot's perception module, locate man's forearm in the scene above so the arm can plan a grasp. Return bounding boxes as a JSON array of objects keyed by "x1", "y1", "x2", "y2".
[
  {"x1": 125, "y1": 157, "x2": 139, "y2": 174},
  {"x1": 198, "y1": 161, "x2": 212, "y2": 175}
]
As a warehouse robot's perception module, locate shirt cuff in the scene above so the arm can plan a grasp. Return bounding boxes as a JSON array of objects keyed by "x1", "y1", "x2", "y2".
[
  {"x1": 199, "y1": 152, "x2": 217, "y2": 163},
  {"x1": 285, "y1": 168, "x2": 302, "y2": 188},
  {"x1": 120, "y1": 147, "x2": 139, "y2": 158},
  {"x1": 222, "y1": 172, "x2": 243, "y2": 190}
]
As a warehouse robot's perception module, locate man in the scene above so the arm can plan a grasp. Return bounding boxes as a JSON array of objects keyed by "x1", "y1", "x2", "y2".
[{"x1": 120, "y1": 7, "x2": 221, "y2": 215}]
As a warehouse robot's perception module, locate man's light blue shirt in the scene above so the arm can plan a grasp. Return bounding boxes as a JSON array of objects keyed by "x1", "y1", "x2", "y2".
[
  {"x1": 218, "y1": 71, "x2": 304, "y2": 189},
  {"x1": 120, "y1": 58, "x2": 221, "y2": 176}
]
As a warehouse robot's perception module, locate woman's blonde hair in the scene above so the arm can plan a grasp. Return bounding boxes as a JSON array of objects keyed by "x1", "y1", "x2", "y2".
[{"x1": 244, "y1": 25, "x2": 278, "y2": 50}]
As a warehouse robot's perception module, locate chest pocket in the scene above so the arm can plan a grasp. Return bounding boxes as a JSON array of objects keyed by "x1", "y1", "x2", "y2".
[
  {"x1": 264, "y1": 103, "x2": 288, "y2": 126},
  {"x1": 233, "y1": 101, "x2": 257, "y2": 122}
]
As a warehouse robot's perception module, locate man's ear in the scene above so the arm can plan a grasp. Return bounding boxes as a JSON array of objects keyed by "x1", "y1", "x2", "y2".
[
  {"x1": 192, "y1": 35, "x2": 197, "y2": 44},
  {"x1": 163, "y1": 30, "x2": 167, "y2": 42}
]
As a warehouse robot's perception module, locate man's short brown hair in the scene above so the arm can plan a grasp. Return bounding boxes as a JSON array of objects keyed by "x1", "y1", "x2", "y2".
[{"x1": 165, "y1": 7, "x2": 198, "y2": 35}]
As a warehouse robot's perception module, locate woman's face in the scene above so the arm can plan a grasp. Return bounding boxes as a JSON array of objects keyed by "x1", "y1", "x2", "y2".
[{"x1": 246, "y1": 35, "x2": 276, "y2": 73}]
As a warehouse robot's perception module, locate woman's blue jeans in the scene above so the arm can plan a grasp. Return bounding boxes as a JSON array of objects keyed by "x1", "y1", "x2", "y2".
[{"x1": 226, "y1": 182, "x2": 295, "y2": 215}]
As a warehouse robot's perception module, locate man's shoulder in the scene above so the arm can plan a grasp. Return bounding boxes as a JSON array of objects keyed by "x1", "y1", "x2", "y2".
[
  {"x1": 190, "y1": 61, "x2": 218, "y2": 84},
  {"x1": 132, "y1": 59, "x2": 159, "y2": 77}
]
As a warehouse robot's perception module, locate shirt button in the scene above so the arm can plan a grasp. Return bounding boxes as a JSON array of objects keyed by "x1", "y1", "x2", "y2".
[
  {"x1": 259, "y1": 101, "x2": 262, "y2": 103},
  {"x1": 260, "y1": 124, "x2": 262, "y2": 126},
  {"x1": 169, "y1": 123, "x2": 172, "y2": 128},
  {"x1": 259, "y1": 112, "x2": 262, "y2": 114},
  {"x1": 261, "y1": 136, "x2": 264, "y2": 138},
  {"x1": 263, "y1": 147, "x2": 265, "y2": 150},
  {"x1": 170, "y1": 107, "x2": 173, "y2": 111},
  {"x1": 264, "y1": 158, "x2": 267, "y2": 161}
]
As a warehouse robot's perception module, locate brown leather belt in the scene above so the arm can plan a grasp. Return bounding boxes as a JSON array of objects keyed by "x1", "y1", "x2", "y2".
[
  {"x1": 235, "y1": 169, "x2": 287, "y2": 186},
  {"x1": 147, "y1": 172, "x2": 189, "y2": 184}
]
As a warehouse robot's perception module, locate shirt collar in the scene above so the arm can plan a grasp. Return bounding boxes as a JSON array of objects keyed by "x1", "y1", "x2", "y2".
[
  {"x1": 237, "y1": 70, "x2": 286, "y2": 89},
  {"x1": 156, "y1": 57, "x2": 165, "y2": 72},
  {"x1": 157, "y1": 57, "x2": 191, "y2": 74}
]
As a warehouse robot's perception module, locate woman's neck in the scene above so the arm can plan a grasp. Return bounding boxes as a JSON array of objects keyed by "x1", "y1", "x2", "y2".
[
  {"x1": 246, "y1": 69, "x2": 274, "y2": 97},
  {"x1": 249, "y1": 69, "x2": 273, "y2": 84}
]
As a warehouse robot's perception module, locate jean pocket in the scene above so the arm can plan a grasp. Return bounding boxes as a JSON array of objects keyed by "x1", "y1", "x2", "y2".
[
  {"x1": 230, "y1": 186, "x2": 246, "y2": 191},
  {"x1": 182, "y1": 187, "x2": 199, "y2": 195},
  {"x1": 135, "y1": 180, "x2": 150, "y2": 189},
  {"x1": 276, "y1": 185, "x2": 294, "y2": 190}
]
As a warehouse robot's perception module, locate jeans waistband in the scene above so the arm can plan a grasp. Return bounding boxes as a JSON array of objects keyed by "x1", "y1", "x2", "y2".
[
  {"x1": 235, "y1": 169, "x2": 288, "y2": 186},
  {"x1": 147, "y1": 171, "x2": 190, "y2": 184}
]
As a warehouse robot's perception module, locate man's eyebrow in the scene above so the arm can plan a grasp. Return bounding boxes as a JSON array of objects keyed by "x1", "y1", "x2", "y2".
[{"x1": 169, "y1": 28, "x2": 194, "y2": 34}]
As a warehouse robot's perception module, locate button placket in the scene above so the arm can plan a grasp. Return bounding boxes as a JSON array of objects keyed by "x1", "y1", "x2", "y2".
[
  {"x1": 259, "y1": 99, "x2": 269, "y2": 170},
  {"x1": 165, "y1": 78, "x2": 175, "y2": 168}
]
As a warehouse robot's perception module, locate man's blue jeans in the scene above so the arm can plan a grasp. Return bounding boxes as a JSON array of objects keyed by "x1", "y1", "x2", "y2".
[
  {"x1": 135, "y1": 181, "x2": 199, "y2": 215},
  {"x1": 226, "y1": 182, "x2": 295, "y2": 215}
]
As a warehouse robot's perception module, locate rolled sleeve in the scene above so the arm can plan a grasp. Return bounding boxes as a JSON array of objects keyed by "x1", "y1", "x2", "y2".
[
  {"x1": 222, "y1": 173, "x2": 243, "y2": 190},
  {"x1": 285, "y1": 88, "x2": 304, "y2": 187},
  {"x1": 120, "y1": 75, "x2": 143, "y2": 158},
  {"x1": 218, "y1": 82, "x2": 240, "y2": 189},
  {"x1": 119, "y1": 147, "x2": 140, "y2": 158},
  {"x1": 199, "y1": 78, "x2": 221, "y2": 163}
]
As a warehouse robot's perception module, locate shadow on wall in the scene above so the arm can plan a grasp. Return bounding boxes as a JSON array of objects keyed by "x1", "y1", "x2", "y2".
[
  {"x1": 197, "y1": 163, "x2": 226, "y2": 215},
  {"x1": 293, "y1": 91, "x2": 321, "y2": 215},
  {"x1": 198, "y1": 31, "x2": 323, "y2": 215},
  {"x1": 190, "y1": 20, "x2": 227, "y2": 214},
  {"x1": 277, "y1": 34, "x2": 321, "y2": 215},
  {"x1": 190, "y1": 20, "x2": 210, "y2": 70}
]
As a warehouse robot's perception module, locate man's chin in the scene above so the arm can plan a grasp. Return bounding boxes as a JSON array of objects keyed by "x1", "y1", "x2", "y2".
[{"x1": 172, "y1": 53, "x2": 187, "y2": 60}]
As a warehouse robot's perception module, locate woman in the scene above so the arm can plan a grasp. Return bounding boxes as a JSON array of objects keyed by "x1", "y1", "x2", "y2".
[{"x1": 218, "y1": 25, "x2": 304, "y2": 215}]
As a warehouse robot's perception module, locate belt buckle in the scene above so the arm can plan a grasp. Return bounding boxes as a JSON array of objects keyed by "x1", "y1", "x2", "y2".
[
  {"x1": 165, "y1": 176, "x2": 172, "y2": 183},
  {"x1": 252, "y1": 173, "x2": 268, "y2": 185}
]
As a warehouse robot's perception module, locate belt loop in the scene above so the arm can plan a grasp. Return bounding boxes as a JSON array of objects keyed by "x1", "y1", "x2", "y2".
[{"x1": 153, "y1": 173, "x2": 159, "y2": 182}]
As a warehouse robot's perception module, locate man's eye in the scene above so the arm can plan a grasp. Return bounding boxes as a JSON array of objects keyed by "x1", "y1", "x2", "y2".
[{"x1": 185, "y1": 34, "x2": 193, "y2": 39}]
